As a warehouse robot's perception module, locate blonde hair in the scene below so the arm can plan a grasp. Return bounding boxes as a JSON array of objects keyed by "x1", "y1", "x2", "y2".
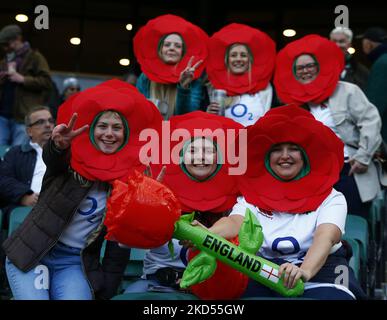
[{"x1": 149, "y1": 81, "x2": 178, "y2": 119}]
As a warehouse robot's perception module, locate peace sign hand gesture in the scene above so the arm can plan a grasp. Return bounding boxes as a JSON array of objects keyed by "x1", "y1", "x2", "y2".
[
  {"x1": 143, "y1": 164, "x2": 166, "y2": 182},
  {"x1": 179, "y1": 56, "x2": 203, "y2": 89},
  {"x1": 52, "y1": 113, "x2": 89, "y2": 150}
]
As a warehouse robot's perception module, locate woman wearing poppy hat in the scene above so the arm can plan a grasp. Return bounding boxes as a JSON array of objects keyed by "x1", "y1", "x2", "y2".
[
  {"x1": 273, "y1": 34, "x2": 383, "y2": 219},
  {"x1": 134, "y1": 14, "x2": 209, "y2": 120},
  {"x1": 123, "y1": 111, "x2": 249, "y2": 299},
  {"x1": 206, "y1": 23, "x2": 276, "y2": 126},
  {"x1": 195, "y1": 105, "x2": 365, "y2": 299},
  {"x1": 2, "y1": 79, "x2": 163, "y2": 300}
]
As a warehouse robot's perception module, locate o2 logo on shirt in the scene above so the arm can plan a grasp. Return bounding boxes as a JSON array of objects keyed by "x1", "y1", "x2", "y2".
[
  {"x1": 271, "y1": 237, "x2": 306, "y2": 261},
  {"x1": 272, "y1": 237, "x2": 300, "y2": 255},
  {"x1": 77, "y1": 196, "x2": 98, "y2": 223},
  {"x1": 231, "y1": 104, "x2": 253, "y2": 121}
]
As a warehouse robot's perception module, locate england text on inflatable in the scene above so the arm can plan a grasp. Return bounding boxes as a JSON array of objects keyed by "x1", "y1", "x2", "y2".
[{"x1": 174, "y1": 210, "x2": 304, "y2": 297}]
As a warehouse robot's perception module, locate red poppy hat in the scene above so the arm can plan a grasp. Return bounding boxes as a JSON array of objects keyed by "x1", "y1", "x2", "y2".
[
  {"x1": 274, "y1": 34, "x2": 344, "y2": 105},
  {"x1": 153, "y1": 111, "x2": 243, "y2": 213},
  {"x1": 206, "y1": 23, "x2": 276, "y2": 96},
  {"x1": 133, "y1": 14, "x2": 209, "y2": 84},
  {"x1": 237, "y1": 104, "x2": 344, "y2": 213},
  {"x1": 56, "y1": 79, "x2": 163, "y2": 182}
]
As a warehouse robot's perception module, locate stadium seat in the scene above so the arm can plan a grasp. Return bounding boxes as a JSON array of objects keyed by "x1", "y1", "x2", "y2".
[
  {"x1": 130, "y1": 248, "x2": 146, "y2": 260},
  {"x1": 118, "y1": 248, "x2": 148, "y2": 292},
  {"x1": 0, "y1": 145, "x2": 10, "y2": 160},
  {"x1": 125, "y1": 248, "x2": 147, "y2": 278},
  {"x1": 100, "y1": 239, "x2": 107, "y2": 259},
  {"x1": 8, "y1": 206, "x2": 32, "y2": 236},
  {"x1": 344, "y1": 214, "x2": 369, "y2": 263},
  {"x1": 344, "y1": 214, "x2": 370, "y2": 292},
  {"x1": 100, "y1": 242, "x2": 146, "y2": 285},
  {"x1": 343, "y1": 238, "x2": 361, "y2": 280},
  {"x1": 111, "y1": 292, "x2": 198, "y2": 300},
  {"x1": 369, "y1": 192, "x2": 383, "y2": 241}
]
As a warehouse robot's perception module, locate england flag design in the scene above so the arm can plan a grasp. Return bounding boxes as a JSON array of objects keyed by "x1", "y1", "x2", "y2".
[{"x1": 260, "y1": 264, "x2": 280, "y2": 284}]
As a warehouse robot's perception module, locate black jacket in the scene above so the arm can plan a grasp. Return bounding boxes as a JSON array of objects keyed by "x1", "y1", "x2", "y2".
[
  {"x1": 0, "y1": 140, "x2": 37, "y2": 224},
  {"x1": 341, "y1": 55, "x2": 369, "y2": 92},
  {"x1": 0, "y1": 140, "x2": 36, "y2": 205},
  {"x1": 2, "y1": 140, "x2": 130, "y2": 299}
]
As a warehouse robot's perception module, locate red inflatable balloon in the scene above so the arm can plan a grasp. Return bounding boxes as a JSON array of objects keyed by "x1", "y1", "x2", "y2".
[
  {"x1": 188, "y1": 237, "x2": 249, "y2": 300},
  {"x1": 105, "y1": 171, "x2": 182, "y2": 248}
]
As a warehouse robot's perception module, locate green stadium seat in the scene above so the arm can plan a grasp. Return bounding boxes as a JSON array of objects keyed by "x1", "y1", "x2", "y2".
[
  {"x1": 130, "y1": 248, "x2": 146, "y2": 260},
  {"x1": 99, "y1": 242, "x2": 146, "y2": 281},
  {"x1": 344, "y1": 214, "x2": 369, "y2": 263},
  {"x1": 0, "y1": 144, "x2": 10, "y2": 160},
  {"x1": 8, "y1": 206, "x2": 32, "y2": 236},
  {"x1": 369, "y1": 192, "x2": 383, "y2": 241},
  {"x1": 343, "y1": 238, "x2": 361, "y2": 280},
  {"x1": 100, "y1": 239, "x2": 107, "y2": 260},
  {"x1": 125, "y1": 248, "x2": 147, "y2": 278},
  {"x1": 111, "y1": 292, "x2": 198, "y2": 300}
]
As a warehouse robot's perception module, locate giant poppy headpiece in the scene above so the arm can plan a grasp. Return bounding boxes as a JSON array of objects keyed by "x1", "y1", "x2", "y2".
[
  {"x1": 133, "y1": 14, "x2": 209, "y2": 84},
  {"x1": 153, "y1": 111, "x2": 243, "y2": 213},
  {"x1": 56, "y1": 79, "x2": 163, "y2": 182},
  {"x1": 238, "y1": 104, "x2": 344, "y2": 213},
  {"x1": 206, "y1": 23, "x2": 276, "y2": 96},
  {"x1": 274, "y1": 34, "x2": 344, "y2": 105}
]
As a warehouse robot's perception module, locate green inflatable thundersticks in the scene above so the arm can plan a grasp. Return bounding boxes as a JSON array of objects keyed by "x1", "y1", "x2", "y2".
[{"x1": 172, "y1": 209, "x2": 304, "y2": 297}]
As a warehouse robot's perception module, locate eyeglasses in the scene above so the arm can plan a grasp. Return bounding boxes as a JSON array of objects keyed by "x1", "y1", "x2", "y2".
[
  {"x1": 295, "y1": 62, "x2": 318, "y2": 73},
  {"x1": 29, "y1": 118, "x2": 55, "y2": 127}
]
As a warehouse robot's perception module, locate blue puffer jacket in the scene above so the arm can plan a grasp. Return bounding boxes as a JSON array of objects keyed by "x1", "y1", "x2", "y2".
[{"x1": 136, "y1": 73, "x2": 208, "y2": 115}]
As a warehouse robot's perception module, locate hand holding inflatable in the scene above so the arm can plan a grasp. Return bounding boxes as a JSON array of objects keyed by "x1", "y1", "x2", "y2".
[{"x1": 173, "y1": 210, "x2": 304, "y2": 297}]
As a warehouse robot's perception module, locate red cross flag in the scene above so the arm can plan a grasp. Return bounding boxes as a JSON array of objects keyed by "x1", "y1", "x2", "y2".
[{"x1": 260, "y1": 264, "x2": 280, "y2": 284}]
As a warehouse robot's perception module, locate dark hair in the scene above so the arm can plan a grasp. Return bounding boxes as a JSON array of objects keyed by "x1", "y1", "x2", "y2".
[
  {"x1": 24, "y1": 106, "x2": 52, "y2": 126},
  {"x1": 292, "y1": 53, "x2": 320, "y2": 81},
  {"x1": 157, "y1": 33, "x2": 186, "y2": 61}
]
